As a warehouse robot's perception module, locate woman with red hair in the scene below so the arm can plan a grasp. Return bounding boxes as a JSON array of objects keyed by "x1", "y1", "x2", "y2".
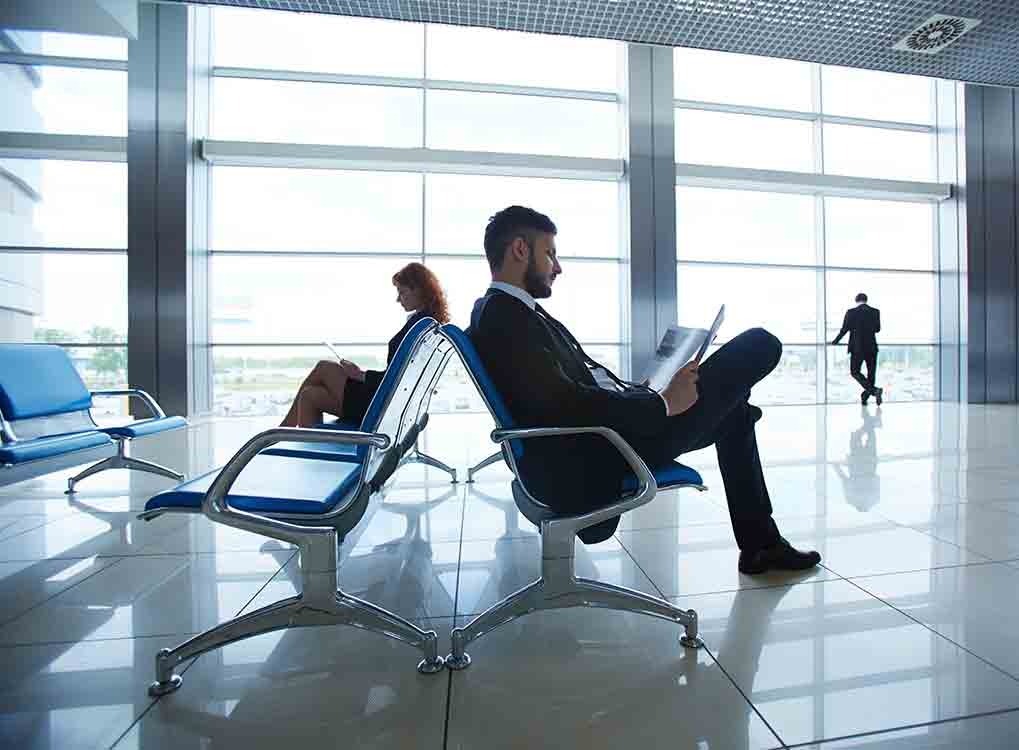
[{"x1": 281, "y1": 262, "x2": 450, "y2": 427}]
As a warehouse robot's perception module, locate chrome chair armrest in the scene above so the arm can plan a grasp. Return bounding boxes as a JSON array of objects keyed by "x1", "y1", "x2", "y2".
[
  {"x1": 490, "y1": 425, "x2": 657, "y2": 534},
  {"x1": 91, "y1": 388, "x2": 168, "y2": 419},
  {"x1": 202, "y1": 427, "x2": 390, "y2": 562}
]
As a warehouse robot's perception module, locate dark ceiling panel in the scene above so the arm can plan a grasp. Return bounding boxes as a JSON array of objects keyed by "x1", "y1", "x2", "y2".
[{"x1": 163, "y1": 1, "x2": 1019, "y2": 87}]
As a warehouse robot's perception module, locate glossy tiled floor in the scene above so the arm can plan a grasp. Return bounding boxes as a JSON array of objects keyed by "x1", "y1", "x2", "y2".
[{"x1": 3, "y1": 403, "x2": 1019, "y2": 748}]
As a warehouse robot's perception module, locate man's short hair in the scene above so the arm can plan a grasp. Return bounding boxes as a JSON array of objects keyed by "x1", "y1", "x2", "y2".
[
  {"x1": 483, "y1": 205, "x2": 557, "y2": 271},
  {"x1": 855, "y1": 293, "x2": 868, "y2": 303}
]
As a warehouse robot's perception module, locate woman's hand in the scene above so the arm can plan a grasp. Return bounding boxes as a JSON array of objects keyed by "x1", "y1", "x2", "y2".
[
  {"x1": 659, "y1": 362, "x2": 699, "y2": 417},
  {"x1": 339, "y1": 359, "x2": 366, "y2": 382}
]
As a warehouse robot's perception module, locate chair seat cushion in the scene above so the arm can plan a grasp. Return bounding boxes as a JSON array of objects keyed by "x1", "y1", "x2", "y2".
[
  {"x1": 0, "y1": 431, "x2": 114, "y2": 465},
  {"x1": 102, "y1": 416, "x2": 188, "y2": 439},
  {"x1": 144, "y1": 454, "x2": 363, "y2": 515},
  {"x1": 262, "y1": 440, "x2": 359, "y2": 461},
  {"x1": 622, "y1": 461, "x2": 704, "y2": 492}
]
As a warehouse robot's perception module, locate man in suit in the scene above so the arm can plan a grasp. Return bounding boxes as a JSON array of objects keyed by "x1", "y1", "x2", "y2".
[
  {"x1": 468, "y1": 205, "x2": 820, "y2": 575},
  {"x1": 832, "y1": 293, "x2": 882, "y2": 405}
]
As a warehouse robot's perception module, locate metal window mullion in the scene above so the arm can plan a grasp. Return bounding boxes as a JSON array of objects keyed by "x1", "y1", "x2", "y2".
[
  {"x1": 208, "y1": 249, "x2": 625, "y2": 262},
  {"x1": 673, "y1": 97, "x2": 935, "y2": 133},
  {"x1": 676, "y1": 259, "x2": 937, "y2": 274},
  {"x1": 813, "y1": 62, "x2": 829, "y2": 404},
  {"x1": 0, "y1": 52, "x2": 127, "y2": 71},
  {"x1": 0, "y1": 245, "x2": 126, "y2": 255},
  {"x1": 212, "y1": 65, "x2": 618, "y2": 102},
  {"x1": 210, "y1": 340, "x2": 627, "y2": 347}
]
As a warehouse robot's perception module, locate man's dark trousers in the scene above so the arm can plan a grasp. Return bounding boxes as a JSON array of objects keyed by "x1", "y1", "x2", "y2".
[
  {"x1": 850, "y1": 350, "x2": 878, "y2": 396},
  {"x1": 627, "y1": 328, "x2": 782, "y2": 553}
]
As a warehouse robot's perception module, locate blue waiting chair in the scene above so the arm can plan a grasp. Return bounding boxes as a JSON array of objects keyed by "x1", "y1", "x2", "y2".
[
  {"x1": 140, "y1": 318, "x2": 451, "y2": 696},
  {"x1": 439, "y1": 324, "x2": 707, "y2": 669},
  {"x1": 0, "y1": 345, "x2": 186, "y2": 491}
]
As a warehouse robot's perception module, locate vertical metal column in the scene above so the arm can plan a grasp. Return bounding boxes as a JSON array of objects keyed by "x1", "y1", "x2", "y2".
[
  {"x1": 128, "y1": 3, "x2": 207, "y2": 417},
  {"x1": 935, "y1": 81, "x2": 965, "y2": 402},
  {"x1": 624, "y1": 44, "x2": 676, "y2": 375}
]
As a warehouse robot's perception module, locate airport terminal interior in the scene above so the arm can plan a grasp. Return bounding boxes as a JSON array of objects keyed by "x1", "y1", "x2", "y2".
[{"x1": 3, "y1": 1, "x2": 1019, "y2": 748}]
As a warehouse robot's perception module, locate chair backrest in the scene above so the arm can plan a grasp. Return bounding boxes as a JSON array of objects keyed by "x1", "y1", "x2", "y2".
[
  {"x1": 440, "y1": 324, "x2": 524, "y2": 460},
  {"x1": 356, "y1": 318, "x2": 443, "y2": 474},
  {"x1": 0, "y1": 345, "x2": 95, "y2": 441}
]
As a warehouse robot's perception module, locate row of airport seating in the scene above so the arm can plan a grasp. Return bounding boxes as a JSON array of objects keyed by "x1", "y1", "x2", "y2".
[{"x1": 0, "y1": 320, "x2": 707, "y2": 697}]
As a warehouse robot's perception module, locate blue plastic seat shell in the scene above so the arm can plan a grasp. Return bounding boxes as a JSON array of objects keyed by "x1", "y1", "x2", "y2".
[
  {"x1": 262, "y1": 440, "x2": 360, "y2": 461},
  {"x1": 622, "y1": 462, "x2": 703, "y2": 492},
  {"x1": 145, "y1": 454, "x2": 363, "y2": 515},
  {"x1": 0, "y1": 344, "x2": 93, "y2": 420},
  {"x1": 102, "y1": 416, "x2": 188, "y2": 439},
  {"x1": 0, "y1": 431, "x2": 114, "y2": 465}
]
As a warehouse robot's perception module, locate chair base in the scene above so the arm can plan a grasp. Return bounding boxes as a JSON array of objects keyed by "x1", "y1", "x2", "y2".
[
  {"x1": 465, "y1": 451, "x2": 502, "y2": 483},
  {"x1": 399, "y1": 447, "x2": 458, "y2": 484},
  {"x1": 66, "y1": 438, "x2": 184, "y2": 494},
  {"x1": 147, "y1": 530, "x2": 446, "y2": 695}
]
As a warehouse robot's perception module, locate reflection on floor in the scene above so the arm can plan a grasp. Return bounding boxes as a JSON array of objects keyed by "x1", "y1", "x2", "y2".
[{"x1": 3, "y1": 403, "x2": 1019, "y2": 748}]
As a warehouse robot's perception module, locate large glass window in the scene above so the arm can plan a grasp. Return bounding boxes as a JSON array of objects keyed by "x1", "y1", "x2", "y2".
[
  {"x1": 674, "y1": 47, "x2": 941, "y2": 403},
  {"x1": 208, "y1": 10, "x2": 626, "y2": 416},
  {"x1": 0, "y1": 33, "x2": 128, "y2": 403}
]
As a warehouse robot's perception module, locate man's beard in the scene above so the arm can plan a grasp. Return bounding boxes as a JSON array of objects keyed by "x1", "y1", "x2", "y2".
[{"x1": 524, "y1": 253, "x2": 553, "y2": 299}]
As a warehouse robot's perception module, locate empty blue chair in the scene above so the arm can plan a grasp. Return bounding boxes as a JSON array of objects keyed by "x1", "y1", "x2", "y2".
[
  {"x1": 140, "y1": 319, "x2": 452, "y2": 696},
  {"x1": 439, "y1": 324, "x2": 707, "y2": 670},
  {"x1": 0, "y1": 344, "x2": 186, "y2": 491}
]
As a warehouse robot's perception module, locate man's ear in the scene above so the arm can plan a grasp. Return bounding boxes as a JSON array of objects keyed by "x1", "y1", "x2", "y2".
[{"x1": 509, "y1": 237, "x2": 530, "y2": 264}]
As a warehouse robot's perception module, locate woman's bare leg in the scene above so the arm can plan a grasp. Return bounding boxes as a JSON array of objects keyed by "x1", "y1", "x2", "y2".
[
  {"x1": 294, "y1": 384, "x2": 345, "y2": 428},
  {"x1": 281, "y1": 361, "x2": 350, "y2": 427}
]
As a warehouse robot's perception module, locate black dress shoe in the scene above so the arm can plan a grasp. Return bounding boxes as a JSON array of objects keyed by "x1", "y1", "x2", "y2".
[
  {"x1": 875, "y1": 387, "x2": 883, "y2": 405},
  {"x1": 738, "y1": 537, "x2": 822, "y2": 575},
  {"x1": 861, "y1": 392, "x2": 869, "y2": 405}
]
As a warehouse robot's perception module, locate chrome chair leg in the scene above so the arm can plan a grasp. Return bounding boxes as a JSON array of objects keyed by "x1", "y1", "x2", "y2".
[
  {"x1": 333, "y1": 590, "x2": 445, "y2": 674},
  {"x1": 67, "y1": 439, "x2": 184, "y2": 494},
  {"x1": 65, "y1": 455, "x2": 118, "y2": 493},
  {"x1": 465, "y1": 451, "x2": 502, "y2": 483},
  {"x1": 149, "y1": 595, "x2": 304, "y2": 696},
  {"x1": 446, "y1": 579, "x2": 544, "y2": 670},
  {"x1": 572, "y1": 578, "x2": 703, "y2": 648},
  {"x1": 400, "y1": 448, "x2": 458, "y2": 483}
]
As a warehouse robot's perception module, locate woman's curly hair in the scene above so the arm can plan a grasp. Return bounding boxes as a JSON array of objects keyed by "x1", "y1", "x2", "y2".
[{"x1": 392, "y1": 262, "x2": 450, "y2": 324}]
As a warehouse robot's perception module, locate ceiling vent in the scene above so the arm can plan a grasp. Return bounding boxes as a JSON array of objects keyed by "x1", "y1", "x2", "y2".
[{"x1": 892, "y1": 13, "x2": 982, "y2": 55}]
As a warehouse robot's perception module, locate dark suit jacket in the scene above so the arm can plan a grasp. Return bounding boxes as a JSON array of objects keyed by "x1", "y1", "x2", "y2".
[
  {"x1": 468, "y1": 289, "x2": 668, "y2": 511},
  {"x1": 343, "y1": 310, "x2": 430, "y2": 423},
  {"x1": 833, "y1": 304, "x2": 881, "y2": 354}
]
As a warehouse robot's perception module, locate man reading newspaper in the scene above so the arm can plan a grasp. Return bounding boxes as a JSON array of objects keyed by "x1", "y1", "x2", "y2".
[{"x1": 468, "y1": 205, "x2": 820, "y2": 575}]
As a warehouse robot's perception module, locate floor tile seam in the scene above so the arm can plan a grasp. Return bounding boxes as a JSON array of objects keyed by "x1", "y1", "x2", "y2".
[
  {"x1": 776, "y1": 705, "x2": 1019, "y2": 749},
  {"x1": 0, "y1": 554, "x2": 129, "y2": 631},
  {"x1": 699, "y1": 639, "x2": 790, "y2": 749},
  {"x1": 0, "y1": 514, "x2": 70, "y2": 542},
  {"x1": 0, "y1": 546, "x2": 297, "y2": 563},
  {"x1": 840, "y1": 557, "x2": 1004, "y2": 584},
  {"x1": 881, "y1": 522, "x2": 1007, "y2": 563},
  {"x1": 0, "y1": 508, "x2": 83, "y2": 543},
  {"x1": 233, "y1": 548, "x2": 300, "y2": 618},
  {"x1": 107, "y1": 697, "x2": 161, "y2": 750},
  {"x1": 611, "y1": 532, "x2": 671, "y2": 602},
  {"x1": 0, "y1": 629, "x2": 206, "y2": 649},
  {"x1": 451, "y1": 482, "x2": 467, "y2": 624},
  {"x1": 840, "y1": 575, "x2": 1019, "y2": 687}
]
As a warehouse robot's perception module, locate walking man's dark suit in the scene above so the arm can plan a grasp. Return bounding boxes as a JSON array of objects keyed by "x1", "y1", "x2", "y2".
[
  {"x1": 469, "y1": 287, "x2": 785, "y2": 553},
  {"x1": 832, "y1": 300, "x2": 881, "y2": 404}
]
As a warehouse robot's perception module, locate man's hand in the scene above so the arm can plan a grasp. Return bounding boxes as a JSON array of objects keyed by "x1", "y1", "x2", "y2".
[
  {"x1": 659, "y1": 362, "x2": 699, "y2": 417},
  {"x1": 339, "y1": 359, "x2": 366, "y2": 382}
]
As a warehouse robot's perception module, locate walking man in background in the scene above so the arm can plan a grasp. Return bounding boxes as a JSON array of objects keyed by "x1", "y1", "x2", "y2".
[{"x1": 832, "y1": 293, "x2": 882, "y2": 405}]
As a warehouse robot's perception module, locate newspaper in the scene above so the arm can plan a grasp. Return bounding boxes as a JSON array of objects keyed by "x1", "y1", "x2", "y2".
[{"x1": 640, "y1": 305, "x2": 725, "y2": 392}]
